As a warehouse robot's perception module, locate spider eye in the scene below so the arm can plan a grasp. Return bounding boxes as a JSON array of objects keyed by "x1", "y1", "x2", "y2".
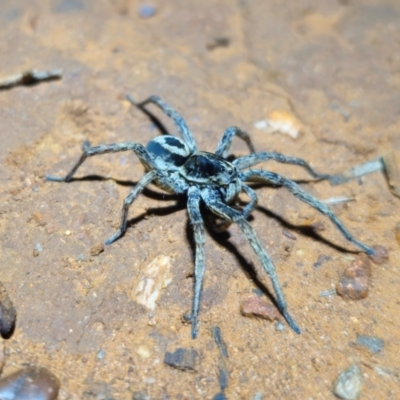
[{"x1": 228, "y1": 169, "x2": 234, "y2": 175}]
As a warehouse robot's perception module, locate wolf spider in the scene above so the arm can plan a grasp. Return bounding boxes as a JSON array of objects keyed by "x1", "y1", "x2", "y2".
[{"x1": 46, "y1": 96, "x2": 374, "y2": 338}]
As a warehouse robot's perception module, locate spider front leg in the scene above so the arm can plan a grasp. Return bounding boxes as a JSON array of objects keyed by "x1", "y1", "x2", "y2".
[
  {"x1": 105, "y1": 170, "x2": 158, "y2": 245},
  {"x1": 234, "y1": 152, "x2": 329, "y2": 180},
  {"x1": 242, "y1": 170, "x2": 374, "y2": 255},
  {"x1": 46, "y1": 142, "x2": 156, "y2": 182},
  {"x1": 187, "y1": 186, "x2": 206, "y2": 339},
  {"x1": 201, "y1": 187, "x2": 301, "y2": 334},
  {"x1": 134, "y1": 95, "x2": 197, "y2": 153},
  {"x1": 212, "y1": 183, "x2": 258, "y2": 232},
  {"x1": 215, "y1": 126, "x2": 256, "y2": 158}
]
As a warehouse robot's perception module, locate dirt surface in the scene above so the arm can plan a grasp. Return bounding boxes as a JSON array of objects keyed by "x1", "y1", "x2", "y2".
[{"x1": 0, "y1": 0, "x2": 399, "y2": 398}]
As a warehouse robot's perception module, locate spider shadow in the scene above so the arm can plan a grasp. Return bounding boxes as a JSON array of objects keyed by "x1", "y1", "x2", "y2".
[
  {"x1": 247, "y1": 182, "x2": 359, "y2": 254},
  {"x1": 130, "y1": 98, "x2": 171, "y2": 136},
  {"x1": 182, "y1": 202, "x2": 284, "y2": 312},
  {"x1": 65, "y1": 174, "x2": 185, "y2": 229},
  {"x1": 183, "y1": 186, "x2": 361, "y2": 316},
  {"x1": 65, "y1": 174, "x2": 179, "y2": 201}
]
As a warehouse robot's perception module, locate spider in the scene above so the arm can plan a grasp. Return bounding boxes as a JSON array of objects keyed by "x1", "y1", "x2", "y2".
[{"x1": 46, "y1": 96, "x2": 374, "y2": 339}]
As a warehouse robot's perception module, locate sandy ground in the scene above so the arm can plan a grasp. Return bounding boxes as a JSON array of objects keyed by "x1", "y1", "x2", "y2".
[{"x1": 0, "y1": 0, "x2": 399, "y2": 398}]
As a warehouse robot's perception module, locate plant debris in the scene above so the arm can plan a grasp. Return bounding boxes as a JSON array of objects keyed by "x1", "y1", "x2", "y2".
[{"x1": 0, "y1": 69, "x2": 62, "y2": 89}]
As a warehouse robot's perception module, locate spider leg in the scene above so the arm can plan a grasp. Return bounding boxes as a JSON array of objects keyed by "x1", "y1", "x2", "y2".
[
  {"x1": 46, "y1": 142, "x2": 156, "y2": 182},
  {"x1": 105, "y1": 170, "x2": 158, "y2": 245},
  {"x1": 242, "y1": 169, "x2": 374, "y2": 255},
  {"x1": 187, "y1": 186, "x2": 206, "y2": 339},
  {"x1": 214, "y1": 183, "x2": 258, "y2": 232},
  {"x1": 215, "y1": 126, "x2": 256, "y2": 158},
  {"x1": 201, "y1": 187, "x2": 301, "y2": 334},
  {"x1": 241, "y1": 184, "x2": 258, "y2": 218},
  {"x1": 234, "y1": 152, "x2": 329, "y2": 179},
  {"x1": 134, "y1": 95, "x2": 197, "y2": 153}
]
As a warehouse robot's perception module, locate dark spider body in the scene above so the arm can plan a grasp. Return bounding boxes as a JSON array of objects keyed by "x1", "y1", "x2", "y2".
[{"x1": 46, "y1": 96, "x2": 374, "y2": 339}]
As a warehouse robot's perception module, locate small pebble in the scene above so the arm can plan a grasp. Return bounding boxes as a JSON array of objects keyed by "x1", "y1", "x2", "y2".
[
  {"x1": 368, "y1": 245, "x2": 389, "y2": 264},
  {"x1": 282, "y1": 229, "x2": 296, "y2": 240},
  {"x1": 319, "y1": 289, "x2": 337, "y2": 297},
  {"x1": 0, "y1": 283, "x2": 16, "y2": 338},
  {"x1": 332, "y1": 364, "x2": 363, "y2": 400},
  {"x1": 97, "y1": 349, "x2": 105, "y2": 360},
  {"x1": 0, "y1": 366, "x2": 60, "y2": 400},
  {"x1": 313, "y1": 254, "x2": 331, "y2": 268},
  {"x1": 138, "y1": 4, "x2": 156, "y2": 18},
  {"x1": 356, "y1": 334, "x2": 384, "y2": 354},
  {"x1": 90, "y1": 243, "x2": 104, "y2": 257},
  {"x1": 240, "y1": 297, "x2": 281, "y2": 321},
  {"x1": 164, "y1": 348, "x2": 199, "y2": 371},
  {"x1": 207, "y1": 37, "x2": 230, "y2": 50},
  {"x1": 336, "y1": 254, "x2": 371, "y2": 300},
  {"x1": 275, "y1": 321, "x2": 285, "y2": 331}
]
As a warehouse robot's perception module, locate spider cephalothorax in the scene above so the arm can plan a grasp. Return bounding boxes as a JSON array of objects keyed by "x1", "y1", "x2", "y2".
[{"x1": 47, "y1": 96, "x2": 374, "y2": 338}]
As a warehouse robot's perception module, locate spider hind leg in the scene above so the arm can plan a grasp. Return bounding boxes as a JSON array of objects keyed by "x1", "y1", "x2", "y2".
[
  {"x1": 201, "y1": 187, "x2": 301, "y2": 334},
  {"x1": 187, "y1": 187, "x2": 206, "y2": 339}
]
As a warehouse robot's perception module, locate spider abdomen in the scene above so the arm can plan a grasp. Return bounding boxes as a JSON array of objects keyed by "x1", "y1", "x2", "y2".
[{"x1": 146, "y1": 136, "x2": 191, "y2": 170}]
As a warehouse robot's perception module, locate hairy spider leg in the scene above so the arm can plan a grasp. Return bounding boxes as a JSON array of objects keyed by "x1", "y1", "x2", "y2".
[
  {"x1": 45, "y1": 142, "x2": 157, "y2": 183},
  {"x1": 105, "y1": 170, "x2": 158, "y2": 245},
  {"x1": 213, "y1": 183, "x2": 259, "y2": 232},
  {"x1": 242, "y1": 170, "x2": 374, "y2": 255},
  {"x1": 201, "y1": 187, "x2": 301, "y2": 334},
  {"x1": 107, "y1": 171, "x2": 188, "y2": 245},
  {"x1": 135, "y1": 95, "x2": 198, "y2": 153},
  {"x1": 234, "y1": 152, "x2": 330, "y2": 179},
  {"x1": 215, "y1": 126, "x2": 256, "y2": 158},
  {"x1": 240, "y1": 184, "x2": 258, "y2": 218},
  {"x1": 187, "y1": 186, "x2": 206, "y2": 339}
]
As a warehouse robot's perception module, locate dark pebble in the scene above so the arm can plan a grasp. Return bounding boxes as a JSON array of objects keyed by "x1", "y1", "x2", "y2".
[
  {"x1": 0, "y1": 283, "x2": 16, "y2": 338},
  {"x1": 313, "y1": 254, "x2": 331, "y2": 268},
  {"x1": 282, "y1": 229, "x2": 297, "y2": 240},
  {"x1": 90, "y1": 243, "x2": 104, "y2": 257},
  {"x1": 164, "y1": 348, "x2": 199, "y2": 371},
  {"x1": 0, "y1": 366, "x2": 60, "y2": 400},
  {"x1": 368, "y1": 245, "x2": 389, "y2": 264},
  {"x1": 356, "y1": 334, "x2": 384, "y2": 354}
]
